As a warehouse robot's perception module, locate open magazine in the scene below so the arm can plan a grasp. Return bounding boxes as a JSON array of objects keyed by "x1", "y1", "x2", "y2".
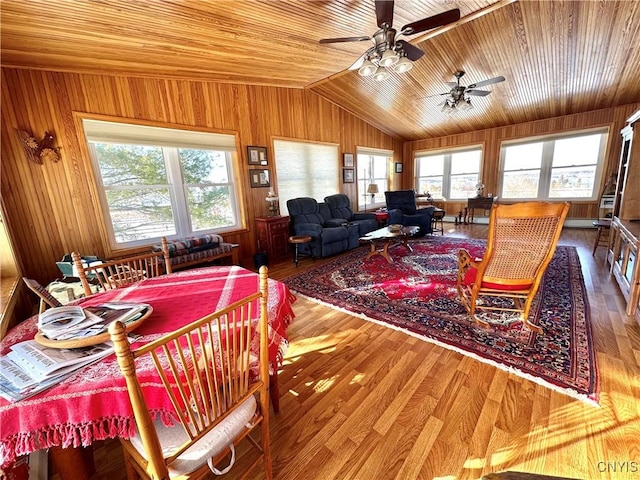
[
  {"x1": 38, "y1": 302, "x2": 150, "y2": 340},
  {"x1": 0, "y1": 340, "x2": 115, "y2": 402}
]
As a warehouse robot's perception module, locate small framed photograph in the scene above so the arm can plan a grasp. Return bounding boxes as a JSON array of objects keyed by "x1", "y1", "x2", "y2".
[
  {"x1": 395, "y1": 162, "x2": 403, "y2": 174},
  {"x1": 247, "y1": 146, "x2": 268, "y2": 166},
  {"x1": 343, "y1": 153, "x2": 354, "y2": 167},
  {"x1": 343, "y1": 168, "x2": 355, "y2": 184},
  {"x1": 250, "y1": 169, "x2": 271, "y2": 188}
]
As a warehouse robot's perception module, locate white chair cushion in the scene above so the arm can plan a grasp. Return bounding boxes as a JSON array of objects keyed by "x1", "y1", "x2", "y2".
[{"x1": 129, "y1": 395, "x2": 257, "y2": 476}]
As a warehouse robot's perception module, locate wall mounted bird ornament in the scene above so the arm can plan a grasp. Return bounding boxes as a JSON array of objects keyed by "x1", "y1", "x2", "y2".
[{"x1": 16, "y1": 129, "x2": 60, "y2": 164}]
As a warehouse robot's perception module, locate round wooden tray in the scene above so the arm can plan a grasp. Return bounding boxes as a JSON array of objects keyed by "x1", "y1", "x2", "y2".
[{"x1": 34, "y1": 306, "x2": 153, "y2": 349}]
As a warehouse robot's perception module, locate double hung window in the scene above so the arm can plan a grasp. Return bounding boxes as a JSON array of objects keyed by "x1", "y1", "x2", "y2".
[
  {"x1": 357, "y1": 148, "x2": 392, "y2": 209},
  {"x1": 500, "y1": 129, "x2": 607, "y2": 200},
  {"x1": 82, "y1": 119, "x2": 240, "y2": 248},
  {"x1": 415, "y1": 147, "x2": 482, "y2": 199}
]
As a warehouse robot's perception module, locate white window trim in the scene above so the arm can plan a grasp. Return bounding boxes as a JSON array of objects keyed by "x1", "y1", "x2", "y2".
[
  {"x1": 82, "y1": 118, "x2": 241, "y2": 249},
  {"x1": 414, "y1": 145, "x2": 483, "y2": 200},
  {"x1": 356, "y1": 147, "x2": 393, "y2": 209},
  {"x1": 499, "y1": 128, "x2": 608, "y2": 201}
]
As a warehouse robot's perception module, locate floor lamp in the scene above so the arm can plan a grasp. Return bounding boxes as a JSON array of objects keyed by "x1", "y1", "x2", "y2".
[{"x1": 366, "y1": 184, "x2": 379, "y2": 211}]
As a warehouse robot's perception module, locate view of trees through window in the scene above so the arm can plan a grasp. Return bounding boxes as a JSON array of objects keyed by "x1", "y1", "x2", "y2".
[{"x1": 92, "y1": 143, "x2": 237, "y2": 245}]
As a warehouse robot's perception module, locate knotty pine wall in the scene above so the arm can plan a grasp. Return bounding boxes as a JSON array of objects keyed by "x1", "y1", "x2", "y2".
[
  {"x1": 0, "y1": 68, "x2": 402, "y2": 293},
  {"x1": 402, "y1": 103, "x2": 640, "y2": 220}
]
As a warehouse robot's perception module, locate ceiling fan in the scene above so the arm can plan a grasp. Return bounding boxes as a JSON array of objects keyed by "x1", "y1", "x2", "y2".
[
  {"x1": 431, "y1": 70, "x2": 506, "y2": 113},
  {"x1": 319, "y1": 0, "x2": 460, "y2": 81}
]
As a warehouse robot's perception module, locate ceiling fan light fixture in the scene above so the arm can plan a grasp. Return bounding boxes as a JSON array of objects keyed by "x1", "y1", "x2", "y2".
[
  {"x1": 358, "y1": 59, "x2": 377, "y2": 77},
  {"x1": 460, "y1": 98, "x2": 474, "y2": 110},
  {"x1": 393, "y1": 56, "x2": 413, "y2": 73},
  {"x1": 379, "y1": 49, "x2": 399, "y2": 67},
  {"x1": 373, "y1": 66, "x2": 391, "y2": 82}
]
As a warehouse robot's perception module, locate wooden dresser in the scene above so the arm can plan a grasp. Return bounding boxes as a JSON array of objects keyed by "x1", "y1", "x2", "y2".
[{"x1": 255, "y1": 216, "x2": 291, "y2": 261}]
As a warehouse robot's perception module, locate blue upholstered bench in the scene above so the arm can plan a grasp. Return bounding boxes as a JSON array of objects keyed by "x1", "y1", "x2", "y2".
[{"x1": 152, "y1": 235, "x2": 239, "y2": 271}]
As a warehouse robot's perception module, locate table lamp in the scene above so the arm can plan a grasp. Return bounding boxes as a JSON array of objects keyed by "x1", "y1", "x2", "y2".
[
  {"x1": 265, "y1": 190, "x2": 280, "y2": 216},
  {"x1": 366, "y1": 184, "x2": 379, "y2": 211}
]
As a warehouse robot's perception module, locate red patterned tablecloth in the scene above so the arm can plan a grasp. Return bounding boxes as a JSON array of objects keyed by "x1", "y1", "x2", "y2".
[{"x1": 0, "y1": 266, "x2": 296, "y2": 467}]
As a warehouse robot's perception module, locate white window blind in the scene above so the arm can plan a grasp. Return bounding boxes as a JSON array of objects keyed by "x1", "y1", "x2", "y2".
[{"x1": 274, "y1": 139, "x2": 339, "y2": 215}]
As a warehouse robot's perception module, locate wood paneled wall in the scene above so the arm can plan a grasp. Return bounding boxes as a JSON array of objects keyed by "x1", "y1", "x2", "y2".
[
  {"x1": 402, "y1": 103, "x2": 640, "y2": 220},
  {"x1": 0, "y1": 68, "x2": 402, "y2": 292}
]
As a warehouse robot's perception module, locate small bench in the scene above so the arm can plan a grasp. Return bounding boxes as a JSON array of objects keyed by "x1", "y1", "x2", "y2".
[{"x1": 152, "y1": 235, "x2": 239, "y2": 271}]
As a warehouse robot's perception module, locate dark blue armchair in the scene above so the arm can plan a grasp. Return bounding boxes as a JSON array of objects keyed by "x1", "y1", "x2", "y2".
[
  {"x1": 324, "y1": 194, "x2": 378, "y2": 237},
  {"x1": 287, "y1": 197, "x2": 359, "y2": 258},
  {"x1": 385, "y1": 190, "x2": 434, "y2": 235}
]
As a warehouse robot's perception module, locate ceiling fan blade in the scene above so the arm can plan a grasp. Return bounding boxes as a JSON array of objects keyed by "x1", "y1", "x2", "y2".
[
  {"x1": 466, "y1": 89, "x2": 492, "y2": 97},
  {"x1": 319, "y1": 36, "x2": 371, "y2": 44},
  {"x1": 396, "y1": 40, "x2": 424, "y2": 61},
  {"x1": 375, "y1": 0, "x2": 394, "y2": 28},
  {"x1": 467, "y1": 76, "x2": 505, "y2": 89},
  {"x1": 400, "y1": 8, "x2": 461, "y2": 36}
]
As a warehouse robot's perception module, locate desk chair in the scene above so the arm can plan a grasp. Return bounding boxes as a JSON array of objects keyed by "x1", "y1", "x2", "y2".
[
  {"x1": 72, "y1": 250, "x2": 171, "y2": 297},
  {"x1": 108, "y1": 266, "x2": 272, "y2": 479},
  {"x1": 457, "y1": 201, "x2": 569, "y2": 333},
  {"x1": 22, "y1": 277, "x2": 63, "y2": 313}
]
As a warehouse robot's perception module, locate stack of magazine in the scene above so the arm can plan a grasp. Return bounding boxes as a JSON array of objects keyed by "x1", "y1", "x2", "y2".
[
  {"x1": 38, "y1": 302, "x2": 149, "y2": 340},
  {"x1": 0, "y1": 302, "x2": 149, "y2": 402}
]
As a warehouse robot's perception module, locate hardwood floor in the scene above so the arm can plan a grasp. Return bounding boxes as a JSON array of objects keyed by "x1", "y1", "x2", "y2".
[{"x1": 55, "y1": 224, "x2": 640, "y2": 480}]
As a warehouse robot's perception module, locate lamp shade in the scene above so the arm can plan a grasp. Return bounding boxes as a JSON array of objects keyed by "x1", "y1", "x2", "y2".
[
  {"x1": 379, "y1": 49, "x2": 399, "y2": 67},
  {"x1": 367, "y1": 184, "x2": 379, "y2": 194},
  {"x1": 394, "y1": 56, "x2": 413, "y2": 73},
  {"x1": 373, "y1": 66, "x2": 390, "y2": 82},
  {"x1": 358, "y1": 59, "x2": 377, "y2": 77}
]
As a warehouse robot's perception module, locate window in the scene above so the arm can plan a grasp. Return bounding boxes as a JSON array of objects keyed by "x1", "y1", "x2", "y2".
[
  {"x1": 357, "y1": 148, "x2": 392, "y2": 210},
  {"x1": 82, "y1": 119, "x2": 240, "y2": 248},
  {"x1": 415, "y1": 147, "x2": 482, "y2": 200},
  {"x1": 500, "y1": 129, "x2": 608, "y2": 200},
  {"x1": 274, "y1": 139, "x2": 339, "y2": 215}
]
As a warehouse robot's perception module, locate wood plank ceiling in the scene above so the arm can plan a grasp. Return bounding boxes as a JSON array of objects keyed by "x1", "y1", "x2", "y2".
[{"x1": 2, "y1": 0, "x2": 639, "y2": 141}]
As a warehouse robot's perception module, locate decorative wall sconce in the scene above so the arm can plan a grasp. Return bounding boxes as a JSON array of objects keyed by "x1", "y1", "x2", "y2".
[{"x1": 16, "y1": 129, "x2": 60, "y2": 164}]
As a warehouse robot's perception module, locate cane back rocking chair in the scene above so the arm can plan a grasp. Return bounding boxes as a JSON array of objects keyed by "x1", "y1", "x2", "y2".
[
  {"x1": 108, "y1": 266, "x2": 272, "y2": 479},
  {"x1": 457, "y1": 201, "x2": 570, "y2": 333}
]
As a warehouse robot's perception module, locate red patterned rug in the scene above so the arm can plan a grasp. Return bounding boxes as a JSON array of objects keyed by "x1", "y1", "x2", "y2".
[{"x1": 283, "y1": 236, "x2": 598, "y2": 405}]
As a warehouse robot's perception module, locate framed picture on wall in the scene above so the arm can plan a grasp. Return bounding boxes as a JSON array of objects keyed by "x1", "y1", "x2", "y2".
[
  {"x1": 249, "y1": 169, "x2": 271, "y2": 188},
  {"x1": 343, "y1": 168, "x2": 355, "y2": 183},
  {"x1": 247, "y1": 146, "x2": 268, "y2": 165},
  {"x1": 395, "y1": 162, "x2": 403, "y2": 173},
  {"x1": 343, "y1": 153, "x2": 354, "y2": 167}
]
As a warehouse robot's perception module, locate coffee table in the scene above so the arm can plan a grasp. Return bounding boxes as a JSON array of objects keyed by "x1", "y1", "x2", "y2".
[{"x1": 359, "y1": 225, "x2": 420, "y2": 263}]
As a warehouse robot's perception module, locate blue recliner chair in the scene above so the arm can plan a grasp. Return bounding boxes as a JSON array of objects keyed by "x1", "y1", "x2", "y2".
[
  {"x1": 287, "y1": 197, "x2": 359, "y2": 258},
  {"x1": 324, "y1": 194, "x2": 378, "y2": 237},
  {"x1": 385, "y1": 190, "x2": 434, "y2": 236}
]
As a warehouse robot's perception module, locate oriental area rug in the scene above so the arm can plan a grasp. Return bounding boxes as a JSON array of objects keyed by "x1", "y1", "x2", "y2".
[{"x1": 283, "y1": 236, "x2": 598, "y2": 405}]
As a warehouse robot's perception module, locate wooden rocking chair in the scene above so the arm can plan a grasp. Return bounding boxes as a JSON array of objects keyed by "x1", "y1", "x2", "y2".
[{"x1": 457, "y1": 201, "x2": 570, "y2": 333}]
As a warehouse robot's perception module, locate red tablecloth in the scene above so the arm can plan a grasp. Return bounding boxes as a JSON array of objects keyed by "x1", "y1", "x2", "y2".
[{"x1": 0, "y1": 266, "x2": 296, "y2": 467}]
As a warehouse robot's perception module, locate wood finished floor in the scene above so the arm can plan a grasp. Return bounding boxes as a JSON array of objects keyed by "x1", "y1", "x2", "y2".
[{"x1": 54, "y1": 224, "x2": 640, "y2": 480}]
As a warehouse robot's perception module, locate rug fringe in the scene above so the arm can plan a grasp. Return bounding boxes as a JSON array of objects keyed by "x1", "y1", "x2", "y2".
[{"x1": 291, "y1": 290, "x2": 600, "y2": 407}]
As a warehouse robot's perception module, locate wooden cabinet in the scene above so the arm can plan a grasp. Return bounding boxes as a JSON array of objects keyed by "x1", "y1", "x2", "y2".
[
  {"x1": 608, "y1": 108, "x2": 640, "y2": 325},
  {"x1": 255, "y1": 216, "x2": 290, "y2": 261},
  {"x1": 608, "y1": 218, "x2": 640, "y2": 322}
]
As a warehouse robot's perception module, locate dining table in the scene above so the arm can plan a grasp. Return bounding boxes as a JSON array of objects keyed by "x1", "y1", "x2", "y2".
[{"x1": 0, "y1": 265, "x2": 296, "y2": 477}]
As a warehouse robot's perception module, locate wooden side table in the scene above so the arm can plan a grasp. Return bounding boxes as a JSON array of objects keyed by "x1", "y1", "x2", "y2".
[
  {"x1": 465, "y1": 197, "x2": 495, "y2": 223},
  {"x1": 256, "y1": 216, "x2": 290, "y2": 261},
  {"x1": 431, "y1": 208, "x2": 445, "y2": 235},
  {"x1": 288, "y1": 235, "x2": 312, "y2": 267}
]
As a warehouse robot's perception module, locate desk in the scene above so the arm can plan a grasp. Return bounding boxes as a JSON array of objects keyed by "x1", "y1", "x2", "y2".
[
  {"x1": 465, "y1": 196, "x2": 495, "y2": 223},
  {"x1": 0, "y1": 266, "x2": 296, "y2": 471}
]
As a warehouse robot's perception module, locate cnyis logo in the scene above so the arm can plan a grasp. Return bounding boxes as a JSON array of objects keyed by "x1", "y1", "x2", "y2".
[{"x1": 596, "y1": 461, "x2": 639, "y2": 473}]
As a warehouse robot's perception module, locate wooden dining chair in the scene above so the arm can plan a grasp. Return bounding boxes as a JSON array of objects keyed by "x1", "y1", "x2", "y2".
[
  {"x1": 72, "y1": 250, "x2": 172, "y2": 297},
  {"x1": 456, "y1": 201, "x2": 570, "y2": 333},
  {"x1": 22, "y1": 277, "x2": 63, "y2": 313},
  {"x1": 108, "y1": 266, "x2": 272, "y2": 480}
]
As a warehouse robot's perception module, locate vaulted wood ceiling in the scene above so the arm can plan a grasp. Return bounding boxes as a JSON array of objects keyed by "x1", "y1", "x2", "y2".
[{"x1": 2, "y1": 0, "x2": 639, "y2": 141}]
